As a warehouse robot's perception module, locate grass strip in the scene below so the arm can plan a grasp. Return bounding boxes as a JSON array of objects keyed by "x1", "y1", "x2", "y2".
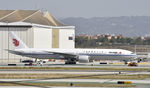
[
  {"x1": 0, "y1": 82, "x2": 136, "y2": 87},
  {"x1": 0, "y1": 73, "x2": 149, "y2": 79},
  {"x1": 0, "y1": 67, "x2": 150, "y2": 71}
]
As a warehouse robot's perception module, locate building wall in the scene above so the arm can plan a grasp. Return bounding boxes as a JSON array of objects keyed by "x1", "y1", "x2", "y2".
[
  {"x1": 0, "y1": 27, "x2": 33, "y2": 63},
  {"x1": 33, "y1": 27, "x2": 75, "y2": 49},
  {"x1": 0, "y1": 26, "x2": 75, "y2": 63},
  {"x1": 33, "y1": 27, "x2": 52, "y2": 48},
  {"x1": 52, "y1": 29, "x2": 59, "y2": 48},
  {"x1": 59, "y1": 29, "x2": 75, "y2": 49}
]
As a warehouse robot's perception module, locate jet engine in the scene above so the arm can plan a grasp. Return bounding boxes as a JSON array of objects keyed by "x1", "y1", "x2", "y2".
[{"x1": 77, "y1": 55, "x2": 89, "y2": 63}]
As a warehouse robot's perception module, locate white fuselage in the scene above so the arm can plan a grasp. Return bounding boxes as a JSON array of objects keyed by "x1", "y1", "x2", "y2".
[
  {"x1": 14, "y1": 48, "x2": 136, "y2": 61},
  {"x1": 8, "y1": 31, "x2": 136, "y2": 62}
]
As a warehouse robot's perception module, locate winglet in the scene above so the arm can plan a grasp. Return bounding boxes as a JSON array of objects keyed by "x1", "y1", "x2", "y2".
[{"x1": 9, "y1": 31, "x2": 28, "y2": 49}]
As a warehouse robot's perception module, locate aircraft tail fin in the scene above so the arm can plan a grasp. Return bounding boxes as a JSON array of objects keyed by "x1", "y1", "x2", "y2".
[{"x1": 9, "y1": 31, "x2": 28, "y2": 49}]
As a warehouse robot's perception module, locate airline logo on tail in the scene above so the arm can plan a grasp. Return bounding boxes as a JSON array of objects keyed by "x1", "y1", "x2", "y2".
[
  {"x1": 9, "y1": 31, "x2": 28, "y2": 49},
  {"x1": 13, "y1": 39, "x2": 19, "y2": 47}
]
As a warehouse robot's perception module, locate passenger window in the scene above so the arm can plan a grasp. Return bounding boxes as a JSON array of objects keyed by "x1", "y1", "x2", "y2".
[{"x1": 68, "y1": 36, "x2": 73, "y2": 40}]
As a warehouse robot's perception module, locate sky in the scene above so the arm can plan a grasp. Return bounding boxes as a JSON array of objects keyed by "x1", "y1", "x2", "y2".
[{"x1": 0, "y1": 0, "x2": 150, "y2": 18}]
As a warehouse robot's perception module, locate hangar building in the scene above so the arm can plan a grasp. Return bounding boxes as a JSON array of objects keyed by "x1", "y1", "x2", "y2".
[{"x1": 0, "y1": 10, "x2": 75, "y2": 63}]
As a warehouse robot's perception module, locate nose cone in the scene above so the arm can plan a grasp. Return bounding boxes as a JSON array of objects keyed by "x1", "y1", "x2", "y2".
[
  {"x1": 125, "y1": 50, "x2": 136, "y2": 57},
  {"x1": 130, "y1": 51, "x2": 137, "y2": 57},
  {"x1": 132, "y1": 53, "x2": 137, "y2": 57}
]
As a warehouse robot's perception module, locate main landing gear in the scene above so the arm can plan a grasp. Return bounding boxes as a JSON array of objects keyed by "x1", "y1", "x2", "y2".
[{"x1": 65, "y1": 59, "x2": 76, "y2": 64}]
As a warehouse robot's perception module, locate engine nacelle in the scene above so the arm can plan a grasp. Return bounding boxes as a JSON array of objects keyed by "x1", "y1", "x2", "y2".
[{"x1": 77, "y1": 55, "x2": 89, "y2": 63}]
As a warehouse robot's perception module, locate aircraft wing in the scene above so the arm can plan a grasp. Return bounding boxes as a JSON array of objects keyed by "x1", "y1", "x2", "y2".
[
  {"x1": 6, "y1": 49, "x2": 78, "y2": 59},
  {"x1": 44, "y1": 51, "x2": 77, "y2": 58}
]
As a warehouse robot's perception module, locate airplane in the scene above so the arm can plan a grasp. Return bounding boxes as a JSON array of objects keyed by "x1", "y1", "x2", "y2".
[{"x1": 7, "y1": 31, "x2": 136, "y2": 64}]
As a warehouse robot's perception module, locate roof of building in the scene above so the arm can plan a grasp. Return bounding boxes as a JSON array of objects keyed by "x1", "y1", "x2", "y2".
[
  {"x1": 0, "y1": 21, "x2": 75, "y2": 29},
  {"x1": 0, "y1": 10, "x2": 66, "y2": 26}
]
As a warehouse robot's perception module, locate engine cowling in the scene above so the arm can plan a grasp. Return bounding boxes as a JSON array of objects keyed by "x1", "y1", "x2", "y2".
[{"x1": 77, "y1": 55, "x2": 89, "y2": 63}]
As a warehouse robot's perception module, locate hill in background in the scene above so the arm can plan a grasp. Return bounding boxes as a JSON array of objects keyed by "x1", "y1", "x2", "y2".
[{"x1": 61, "y1": 16, "x2": 150, "y2": 37}]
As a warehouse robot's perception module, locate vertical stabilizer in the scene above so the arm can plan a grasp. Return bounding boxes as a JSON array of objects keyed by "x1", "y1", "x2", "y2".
[{"x1": 9, "y1": 31, "x2": 28, "y2": 49}]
